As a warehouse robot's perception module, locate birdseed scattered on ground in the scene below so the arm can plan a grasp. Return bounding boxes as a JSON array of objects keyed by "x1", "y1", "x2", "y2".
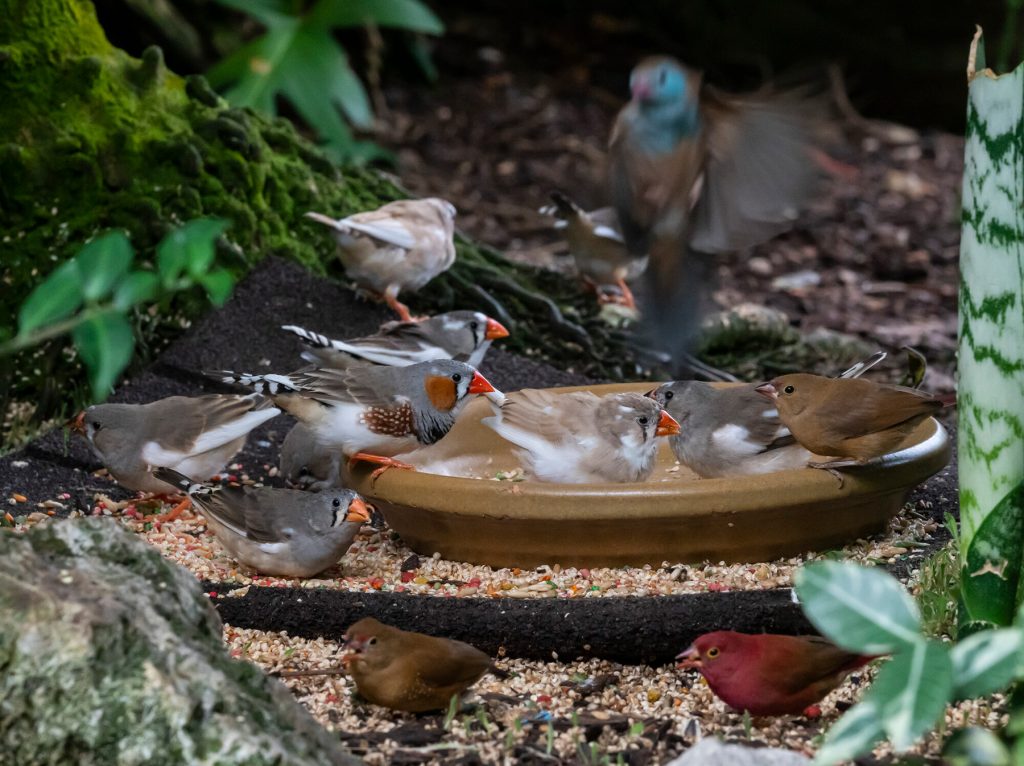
[
  {"x1": 225, "y1": 626, "x2": 1005, "y2": 765},
  {"x1": 8, "y1": 477, "x2": 941, "y2": 599}
]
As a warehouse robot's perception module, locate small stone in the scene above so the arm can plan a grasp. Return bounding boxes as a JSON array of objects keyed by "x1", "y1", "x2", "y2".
[
  {"x1": 647, "y1": 689, "x2": 661, "y2": 703},
  {"x1": 747, "y1": 256, "x2": 772, "y2": 276}
]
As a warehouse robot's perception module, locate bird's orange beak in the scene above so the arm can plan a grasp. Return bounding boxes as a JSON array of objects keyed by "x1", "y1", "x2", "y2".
[
  {"x1": 676, "y1": 646, "x2": 702, "y2": 670},
  {"x1": 655, "y1": 410, "x2": 680, "y2": 437},
  {"x1": 484, "y1": 318, "x2": 509, "y2": 340},
  {"x1": 67, "y1": 411, "x2": 86, "y2": 434},
  {"x1": 755, "y1": 382, "x2": 778, "y2": 401},
  {"x1": 346, "y1": 497, "x2": 372, "y2": 524},
  {"x1": 468, "y1": 371, "x2": 496, "y2": 395}
]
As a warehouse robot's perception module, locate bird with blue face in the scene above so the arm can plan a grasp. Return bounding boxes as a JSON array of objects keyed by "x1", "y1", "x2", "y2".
[{"x1": 609, "y1": 56, "x2": 818, "y2": 367}]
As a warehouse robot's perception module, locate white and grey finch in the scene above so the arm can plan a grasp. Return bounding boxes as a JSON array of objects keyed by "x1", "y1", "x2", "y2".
[
  {"x1": 483, "y1": 390, "x2": 680, "y2": 483},
  {"x1": 153, "y1": 468, "x2": 371, "y2": 578},
  {"x1": 648, "y1": 381, "x2": 808, "y2": 478},
  {"x1": 305, "y1": 198, "x2": 457, "y2": 323},
  {"x1": 647, "y1": 352, "x2": 889, "y2": 478},
  {"x1": 215, "y1": 359, "x2": 498, "y2": 482},
  {"x1": 281, "y1": 310, "x2": 509, "y2": 371},
  {"x1": 541, "y1": 191, "x2": 645, "y2": 308},
  {"x1": 70, "y1": 393, "x2": 280, "y2": 493}
]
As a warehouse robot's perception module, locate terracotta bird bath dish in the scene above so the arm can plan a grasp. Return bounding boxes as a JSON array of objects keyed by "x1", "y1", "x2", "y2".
[{"x1": 347, "y1": 382, "x2": 951, "y2": 569}]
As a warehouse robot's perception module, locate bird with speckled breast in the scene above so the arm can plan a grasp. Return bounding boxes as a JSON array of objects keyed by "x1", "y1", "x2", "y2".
[
  {"x1": 483, "y1": 390, "x2": 680, "y2": 483},
  {"x1": 305, "y1": 198, "x2": 457, "y2": 323},
  {"x1": 214, "y1": 359, "x2": 498, "y2": 482},
  {"x1": 154, "y1": 467, "x2": 371, "y2": 578},
  {"x1": 609, "y1": 56, "x2": 817, "y2": 361},
  {"x1": 282, "y1": 310, "x2": 509, "y2": 371},
  {"x1": 342, "y1": 617, "x2": 496, "y2": 712}
]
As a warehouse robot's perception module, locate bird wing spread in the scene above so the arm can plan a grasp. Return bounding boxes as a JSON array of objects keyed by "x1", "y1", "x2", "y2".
[
  {"x1": 338, "y1": 218, "x2": 417, "y2": 250},
  {"x1": 689, "y1": 89, "x2": 816, "y2": 253}
]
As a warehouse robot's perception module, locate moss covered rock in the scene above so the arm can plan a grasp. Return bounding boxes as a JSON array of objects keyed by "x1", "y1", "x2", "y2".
[{"x1": 0, "y1": 518, "x2": 361, "y2": 765}]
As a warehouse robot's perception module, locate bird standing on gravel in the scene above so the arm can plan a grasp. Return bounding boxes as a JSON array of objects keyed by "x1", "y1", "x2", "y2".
[
  {"x1": 609, "y1": 56, "x2": 816, "y2": 361},
  {"x1": 282, "y1": 310, "x2": 509, "y2": 371},
  {"x1": 756, "y1": 373, "x2": 955, "y2": 480},
  {"x1": 483, "y1": 390, "x2": 679, "y2": 483},
  {"x1": 677, "y1": 631, "x2": 875, "y2": 716},
  {"x1": 540, "y1": 190, "x2": 645, "y2": 310},
  {"x1": 215, "y1": 359, "x2": 498, "y2": 483},
  {"x1": 342, "y1": 617, "x2": 495, "y2": 712},
  {"x1": 649, "y1": 352, "x2": 887, "y2": 478},
  {"x1": 305, "y1": 198, "x2": 457, "y2": 323},
  {"x1": 69, "y1": 393, "x2": 280, "y2": 517},
  {"x1": 154, "y1": 467, "x2": 370, "y2": 578}
]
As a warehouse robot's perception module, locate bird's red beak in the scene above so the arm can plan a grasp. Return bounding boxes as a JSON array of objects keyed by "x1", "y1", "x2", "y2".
[
  {"x1": 676, "y1": 646, "x2": 702, "y2": 670},
  {"x1": 755, "y1": 382, "x2": 778, "y2": 401},
  {"x1": 468, "y1": 371, "x2": 496, "y2": 395},
  {"x1": 655, "y1": 409, "x2": 681, "y2": 437},
  {"x1": 67, "y1": 411, "x2": 86, "y2": 434},
  {"x1": 484, "y1": 318, "x2": 509, "y2": 340},
  {"x1": 346, "y1": 497, "x2": 372, "y2": 524}
]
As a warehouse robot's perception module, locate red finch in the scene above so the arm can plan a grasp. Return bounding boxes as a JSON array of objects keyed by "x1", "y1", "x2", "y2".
[{"x1": 677, "y1": 630, "x2": 875, "y2": 716}]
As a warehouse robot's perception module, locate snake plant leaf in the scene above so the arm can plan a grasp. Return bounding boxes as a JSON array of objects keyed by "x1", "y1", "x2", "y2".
[{"x1": 959, "y1": 27, "x2": 1024, "y2": 626}]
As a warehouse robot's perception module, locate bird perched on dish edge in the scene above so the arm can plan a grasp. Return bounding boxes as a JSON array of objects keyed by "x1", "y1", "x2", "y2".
[
  {"x1": 608, "y1": 56, "x2": 818, "y2": 364},
  {"x1": 277, "y1": 314, "x2": 509, "y2": 488},
  {"x1": 69, "y1": 393, "x2": 280, "y2": 518},
  {"x1": 282, "y1": 310, "x2": 509, "y2": 371},
  {"x1": 153, "y1": 467, "x2": 370, "y2": 578},
  {"x1": 214, "y1": 359, "x2": 499, "y2": 484},
  {"x1": 756, "y1": 373, "x2": 955, "y2": 481},
  {"x1": 305, "y1": 197, "x2": 457, "y2": 323},
  {"x1": 540, "y1": 190, "x2": 645, "y2": 311},
  {"x1": 483, "y1": 389, "x2": 680, "y2": 483},
  {"x1": 647, "y1": 351, "x2": 888, "y2": 478},
  {"x1": 677, "y1": 630, "x2": 876, "y2": 716},
  {"x1": 342, "y1": 617, "x2": 497, "y2": 712}
]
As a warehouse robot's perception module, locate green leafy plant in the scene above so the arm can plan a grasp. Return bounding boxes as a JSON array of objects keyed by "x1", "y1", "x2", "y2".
[
  {"x1": 207, "y1": 0, "x2": 444, "y2": 162},
  {"x1": 0, "y1": 219, "x2": 234, "y2": 402},
  {"x1": 958, "y1": 28, "x2": 1024, "y2": 635},
  {"x1": 795, "y1": 561, "x2": 1024, "y2": 764}
]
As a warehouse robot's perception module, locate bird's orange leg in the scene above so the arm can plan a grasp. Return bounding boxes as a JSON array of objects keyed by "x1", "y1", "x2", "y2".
[
  {"x1": 809, "y1": 147, "x2": 859, "y2": 181},
  {"x1": 383, "y1": 285, "x2": 426, "y2": 323},
  {"x1": 348, "y1": 453, "x2": 416, "y2": 485},
  {"x1": 613, "y1": 276, "x2": 637, "y2": 310}
]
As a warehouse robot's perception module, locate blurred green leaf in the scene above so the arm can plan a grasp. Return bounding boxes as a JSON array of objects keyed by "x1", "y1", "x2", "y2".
[
  {"x1": 950, "y1": 628, "x2": 1023, "y2": 699},
  {"x1": 157, "y1": 217, "x2": 229, "y2": 286},
  {"x1": 309, "y1": 0, "x2": 444, "y2": 34},
  {"x1": 210, "y1": 23, "x2": 299, "y2": 115},
  {"x1": 72, "y1": 312, "x2": 134, "y2": 401},
  {"x1": 76, "y1": 231, "x2": 133, "y2": 301},
  {"x1": 18, "y1": 260, "x2": 82, "y2": 335},
  {"x1": 943, "y1": 727, "x2": 1011, "y2": 766},
  {"x1": 813, "y1": 697, "x2": 886, "y2": 765},
  {"x1": 872, "y1": 639, "x2": 953, "y2": 751},
  {"x1": 199, "y1": 268, "x2": 235, "y2": 307},
  {"x1": 795, "y1": 562, "x2": 922, "y2": 654},
  {"x1": 113, "y1": 272, "x2": 161, "y2": 311},
  {"x1": 961, "y1": 481, "x2": 1024, "y2": 628},
  {"x1": 213, "y1": 0, "x2": 292, "y2": 27}
]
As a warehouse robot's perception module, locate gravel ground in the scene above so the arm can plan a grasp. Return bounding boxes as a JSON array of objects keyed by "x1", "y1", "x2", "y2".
[{"x1": 226, "y1": 626, "x2": 1006, "y2": 766}]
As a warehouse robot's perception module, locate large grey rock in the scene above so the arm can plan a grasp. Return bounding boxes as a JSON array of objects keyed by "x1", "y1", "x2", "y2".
[
  {"x1": 668, "y1": 738, "x2": 810, "y2": 766},
  {"x1": 0, "y1": 518, "x2": 360, "y2": 766}
]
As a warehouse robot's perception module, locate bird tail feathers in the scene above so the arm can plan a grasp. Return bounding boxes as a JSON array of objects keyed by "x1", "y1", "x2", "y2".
[
  {"x1": 282, "y1": 324, "x2": 335, "y2": 350},
  {"x1": 210, "y1": 370, "x2": 300, "y2": 396}
]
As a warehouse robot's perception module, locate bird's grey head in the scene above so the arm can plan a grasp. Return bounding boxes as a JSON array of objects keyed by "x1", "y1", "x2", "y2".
[
  {"x1": 436, "y1": 310, "x2": 508, "y2": 358},
  {"x1": 647, "y1": 381, "x2": 712, "y2": 427},
  {"x1": 407, "y1": 359, "x2": 495, "y2": 413},
  {"x1": 322, "y1": 490, "x2": 370, "y2": 527},
  {"x1": 75, "y1": 403, "x2": 139, "y2": 454},
  {"x1": 597, "y1": 393, "x2": 667, "y2": 445}
]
